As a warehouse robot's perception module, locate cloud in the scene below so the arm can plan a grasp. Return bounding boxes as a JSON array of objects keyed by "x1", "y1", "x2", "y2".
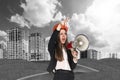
[
  {"x1": 57, "y1": 0, "x2": 94, "y2": 16},
  {"x1": 85, "y1": 0, "x2": 120, "y2": 52},
  {"x1": 22, "y1": 0, "x2": 61, "y2": 27},
  {"x1": 115, "y1": 43, "x2": 120, "y2": 52},
  {"x1": 10, "y1": 0, "x2": 62, "y2": 28},
  {"x1": 0, "y1": 30, "x2": 7, "y2": 36},
  {"x1": 68, "y1": 13, "x2": 109, "y2": 49},
  {"x1": 0, "y1": 30, "x2": 7, "y2": 41},
  {"x1": 53, "y1": 11, "x2": 66, "y2": 21},
  {"x1": 10, "y1": 14, "x2": 30, "y2": 28}
]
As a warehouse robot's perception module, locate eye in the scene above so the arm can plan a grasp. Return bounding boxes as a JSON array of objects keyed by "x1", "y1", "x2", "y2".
[
  {"x1": 60, "y1": 33, "x2": 63, "y2": 35},
  {"x1": 65, "y1": 32, "x2": 67, "y2": 35}
]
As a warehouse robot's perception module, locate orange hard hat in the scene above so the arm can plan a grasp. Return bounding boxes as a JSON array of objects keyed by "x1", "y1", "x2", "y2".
[{"x1": 52, "y1": 23, "x2": 68, "y2": 32}]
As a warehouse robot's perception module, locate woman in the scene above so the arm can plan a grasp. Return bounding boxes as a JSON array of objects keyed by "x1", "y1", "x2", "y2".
[{"x1": 47, "y1": 19, "x2": 79, "y2": 80}]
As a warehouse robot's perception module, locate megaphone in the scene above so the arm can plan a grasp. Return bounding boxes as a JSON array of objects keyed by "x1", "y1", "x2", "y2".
[{"x1": 67, "y1": 34, "x2": 89, "y2": 52}]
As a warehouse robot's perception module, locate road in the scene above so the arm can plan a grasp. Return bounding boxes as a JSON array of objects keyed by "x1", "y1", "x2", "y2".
[{"x1": 17, "y1": 64, "x2": 99, "y2": 80}]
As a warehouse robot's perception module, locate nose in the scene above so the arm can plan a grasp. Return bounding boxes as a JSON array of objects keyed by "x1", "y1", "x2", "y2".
[{"x1": 63, "y1": 34, "x2": 66, "y2": 37}]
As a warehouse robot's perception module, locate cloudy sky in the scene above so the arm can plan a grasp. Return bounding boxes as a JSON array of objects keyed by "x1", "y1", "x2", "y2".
[{"x1": 0, "y1": 0, "x2": 120, "y2": 55}]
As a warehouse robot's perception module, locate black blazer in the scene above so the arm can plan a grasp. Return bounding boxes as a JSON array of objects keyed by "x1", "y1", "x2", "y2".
[{"x1": 47, "y1": 30, "x2": 77, "y2": 73}]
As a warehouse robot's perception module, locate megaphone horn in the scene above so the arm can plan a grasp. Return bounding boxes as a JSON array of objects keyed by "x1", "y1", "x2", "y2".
[
  {"x1": 74, "y1": 34, "x2": 89, "y2": 51},
  {"x1": 67, "y1": 34, "x2": 89, "y2": 52}
]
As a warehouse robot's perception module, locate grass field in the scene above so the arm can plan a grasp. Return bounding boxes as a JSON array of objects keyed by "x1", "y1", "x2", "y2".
[
  {"x1": 0, "y1": 58, "x2": 120, "y2": 80},
  {"x1": 75, "y1": 59, "x2": 120, "y2": 80}
]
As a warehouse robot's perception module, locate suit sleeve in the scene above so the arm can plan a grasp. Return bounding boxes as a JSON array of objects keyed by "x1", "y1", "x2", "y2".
[
  {"x1": 48, "y1": 30, "x2": 59, "y2": 58},
  {"x1": 71, "y1": 56, "x2": 77, "y2": 69},
  {"x1": 67, "y1": 50, "x2": 77, "y2": 70}
]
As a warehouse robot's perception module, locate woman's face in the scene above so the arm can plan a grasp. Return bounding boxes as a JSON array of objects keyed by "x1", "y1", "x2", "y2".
[{"x1": 59, "y1": 29, "x2": 67, "y2": 44}]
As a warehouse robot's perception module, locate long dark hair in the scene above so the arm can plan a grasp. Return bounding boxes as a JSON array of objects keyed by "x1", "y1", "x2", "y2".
[{"x1": 55, "y1": 32, "x2": 68, "y2": 61}]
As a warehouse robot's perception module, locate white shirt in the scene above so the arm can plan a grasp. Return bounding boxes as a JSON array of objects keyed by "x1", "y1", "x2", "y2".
[{"x1": 55, "y1": 48, "x2": 71, "y2": 71}]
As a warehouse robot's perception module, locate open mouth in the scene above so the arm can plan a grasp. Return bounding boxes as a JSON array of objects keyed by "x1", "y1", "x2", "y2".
[{"x1": 62, "y1": 38, "x2": 66, "y2": 42}]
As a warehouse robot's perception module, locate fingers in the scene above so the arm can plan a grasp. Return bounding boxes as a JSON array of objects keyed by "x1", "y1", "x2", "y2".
[
  {"x1": 63, "y1": 17, "x2": 69, "y2": 23},
  {"x1": 61, "y1": 17, "x2": 69, "y2": 25},
  {"x1": 56, "y1": 24, "x2": 61, "y2": 31},
  {"x1": 71, "y1": 49, "x2": 80, "y2": 59},
  {"x1": 71, "y1": 50, "x2": 78, "y2": 58}
]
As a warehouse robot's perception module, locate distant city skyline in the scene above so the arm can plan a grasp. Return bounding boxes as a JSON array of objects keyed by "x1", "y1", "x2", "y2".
[{"x1": 0, "y1": 0, "x2": 120, "y2": 55}]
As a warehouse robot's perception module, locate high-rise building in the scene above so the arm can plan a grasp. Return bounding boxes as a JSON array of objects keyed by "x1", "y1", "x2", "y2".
[
  {"x1": 0, "y1": 44, "x2": 3, "y2": 59},
  {"x1": 29, "y1": 33, "x2": 45, "y2": 61},
  {"x1": 109, "y1": 53, "x2": 118, "y2": 59},
  {"x1": 87, "y1": 49, "x2": 101, "y2": 60},
  {"x1": 6, "y1": 27, "x2": 29, "y2": 60}
]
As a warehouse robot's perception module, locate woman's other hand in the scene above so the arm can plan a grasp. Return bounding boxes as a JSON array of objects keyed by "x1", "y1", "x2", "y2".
[{"x1": 57, "y1": 24, "x2": 61, "y2": 31}]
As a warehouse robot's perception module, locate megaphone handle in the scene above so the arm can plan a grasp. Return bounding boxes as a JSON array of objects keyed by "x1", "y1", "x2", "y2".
[
  {"x1": 75, "y1": 48, "x2": 80, "y2": 59},
  {"x1": 70, "y1": 48, "x2": 80, "y2": 59}
]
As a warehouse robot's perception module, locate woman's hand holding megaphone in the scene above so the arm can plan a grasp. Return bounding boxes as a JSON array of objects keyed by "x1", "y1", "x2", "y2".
[
  {"x1": 71, "y1": 48, "x2": 79, "y2": 63},
  {"x1": 71, "y1": 48, "x2": 78, "y2": 57},
  {"x1": 67, "y1": 41, "x2": 79, "y2": 63}
]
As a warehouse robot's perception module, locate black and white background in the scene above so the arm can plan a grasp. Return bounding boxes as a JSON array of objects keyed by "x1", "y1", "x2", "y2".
[
  {"x1": 0, "y1": 0, "x2": 120, "y2": 80},
  {"x1": 0, "y1": 0, "x2": 120, "y2": 58}
]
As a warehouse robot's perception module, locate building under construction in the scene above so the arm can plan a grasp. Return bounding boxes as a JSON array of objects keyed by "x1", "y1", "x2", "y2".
[
  {"x1": 29, "y1": 32, "x2": 45, "y2": 61},
  {"x1": 6, "y1": 27, "x2": 29, "y2": 60}
]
